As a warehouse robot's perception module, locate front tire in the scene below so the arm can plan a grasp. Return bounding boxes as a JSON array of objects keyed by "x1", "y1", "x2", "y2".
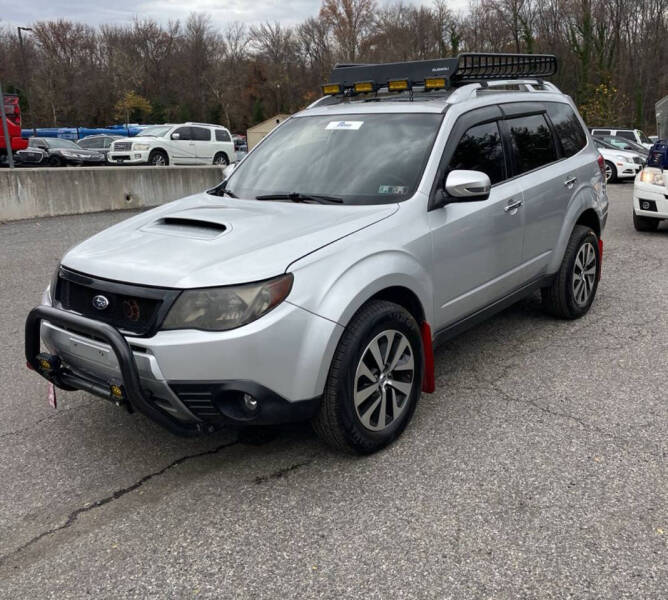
[
  {"x1": 633, "y1": 211, "x2": 660, "y2": 232},
  {"x1": 541, "y1": 225, "x2": 600, "y2": 319},
  {"x1": 604, "y1": 161, "x2": 617, "y2": 183},
  {"x1": 48, "y1": 155, "x2": 64, "y2": 167},
  {"x1": 312, "y1": 300, "x2": 424, "y2": 454},
  {"x1": 148, "y1": 150, "x2": 169, "y2": 166}
]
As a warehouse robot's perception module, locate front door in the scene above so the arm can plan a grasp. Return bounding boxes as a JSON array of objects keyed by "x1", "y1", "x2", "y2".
[
  {"x1": 168, "y1": 126, "x2": 198, "y2": 164},
  {"x1": 429, "y1": 118, "x2": 525, "y2": 330}
]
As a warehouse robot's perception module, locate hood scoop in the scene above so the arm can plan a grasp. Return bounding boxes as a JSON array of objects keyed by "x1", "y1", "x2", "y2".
[{"x1": 142, "y1": 216, "x2": 228, "y2": 240}]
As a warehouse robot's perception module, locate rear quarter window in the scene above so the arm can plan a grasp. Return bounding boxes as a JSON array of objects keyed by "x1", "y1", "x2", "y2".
[
  {"x1": 215, "y1": 129, "x2": 231, "y2": 142},
  {"x1": 546, "y1": 103, "x2": 587, "y2": 157}
]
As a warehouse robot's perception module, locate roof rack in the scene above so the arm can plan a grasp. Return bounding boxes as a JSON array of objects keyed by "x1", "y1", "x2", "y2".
[{"x1": 321, "y1": 52, "x2": 557, "y2": 97}]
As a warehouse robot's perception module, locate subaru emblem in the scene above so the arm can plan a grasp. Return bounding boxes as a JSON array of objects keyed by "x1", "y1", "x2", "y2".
[{"x1": 92, "y1": 295, "x2": 110, "y2": 310}]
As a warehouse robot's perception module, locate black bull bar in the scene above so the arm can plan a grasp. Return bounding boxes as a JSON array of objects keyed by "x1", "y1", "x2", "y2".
[{"x1": 25, "y1": 305, "x2": 202, "y2": 436}]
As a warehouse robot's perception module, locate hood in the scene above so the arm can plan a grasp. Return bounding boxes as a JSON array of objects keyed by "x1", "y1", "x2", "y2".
[
  {"x1": 599, "y1": 147, "x2": 641, "y2": 160},
  {"x1": 61, "y1": 193, "x2": 398, "y2": 288}
]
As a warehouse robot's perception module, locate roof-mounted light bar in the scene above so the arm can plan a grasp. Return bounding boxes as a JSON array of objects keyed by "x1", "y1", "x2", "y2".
[{"x1": 320, "y1": 52, "x2": 558, "y2": 96}]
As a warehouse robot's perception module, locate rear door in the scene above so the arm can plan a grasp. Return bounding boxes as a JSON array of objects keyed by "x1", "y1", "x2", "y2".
[
  {"x1": 500, "y1": 102, "x2": 584, "y2": 278},
  {"x1": 190, "y1": 126, "x2": 214, "y2": 163},
  {"x1": 429, "y1": 107, "x2": 526, "y2": 328}
]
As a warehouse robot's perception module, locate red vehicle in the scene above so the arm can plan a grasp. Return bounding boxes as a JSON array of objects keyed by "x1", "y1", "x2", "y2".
[{"x1": 1, "y1": 94, "x2": 29, "y2": 156}]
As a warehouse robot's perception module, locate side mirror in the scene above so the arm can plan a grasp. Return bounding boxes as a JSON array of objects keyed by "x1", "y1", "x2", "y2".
[
  {"x1": 445, "y1": 170, "x2": 491, "y2": 201},
  {"x1": 222, "y1": 163, "x2": 236, "y2": 177},
  {"x1": 171, "y1": 132, "x2": 181, "y2": 140}
]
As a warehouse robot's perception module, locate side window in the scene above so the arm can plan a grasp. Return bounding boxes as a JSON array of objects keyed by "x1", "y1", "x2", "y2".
[
  {"x1": 103, "y1": 138, "x2": 113, "y2": 148},
  {"x1": 78, "y1": 138, "x2": 95, "y2": 149},
  {"x1": 215, "y1": 129, "x2": 231, "y2": 142},
  {"x1": 546, "y1": 103, "x2": 587, "y2": 157},
  {"x1": 191, "y1": 127, "x2": 212, "y2": 141},
  {"x1": 616, "y1": 131, "x2": 635, "y2": 141},
  {"x1": 592, "y1": 129, "x2": 610, "y2": 136},
  {"x1": 448, "y1": 121, "x2": 506, "y2": 185},
  {"x1": 506, "y1": 114, "x2": 558, "y2": 174},
  {"x1": 172, "y1": 127, "x2": 192, "y2": 141}
]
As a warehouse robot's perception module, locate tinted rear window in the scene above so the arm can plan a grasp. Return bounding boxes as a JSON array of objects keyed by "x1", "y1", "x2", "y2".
[
  {"x1": 507, "y1": 114, "x2": 558, "y2": 174},
  {"x1": 546, "y1": 103, "x2": 587, "y2": 157},
  {"x1": 449, "y1": 121, "x2": 506, "y2": 185},
  {"x1": 215, "y1": 129, "x2": 231, "y2": 142}
]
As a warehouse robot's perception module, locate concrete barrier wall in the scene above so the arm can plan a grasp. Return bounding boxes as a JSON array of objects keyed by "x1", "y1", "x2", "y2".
[{"x1": 0, "y1": 166, "x2": 226, "y2": 222}]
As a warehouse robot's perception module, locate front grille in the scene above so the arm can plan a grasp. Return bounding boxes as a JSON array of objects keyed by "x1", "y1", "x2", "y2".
[
  {"x1": 113, "y1": 142, "x2": 132, "y2": 151},
  {"x1": 55, "y1": 268, "x2": 177, "y2": 336}
]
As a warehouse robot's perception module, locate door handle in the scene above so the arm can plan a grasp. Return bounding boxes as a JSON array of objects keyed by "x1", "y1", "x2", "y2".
[
  {"x1": 504, "y1": 199, "x2": 523, "y2": 213},
  {"x1": 564, "y1": 176, "x2": 577, "y2": 188}
]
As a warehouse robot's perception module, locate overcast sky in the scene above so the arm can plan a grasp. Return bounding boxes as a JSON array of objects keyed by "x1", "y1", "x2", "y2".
[{"x1": 1, "y1": 0, "x2": 469, "y2": 30}]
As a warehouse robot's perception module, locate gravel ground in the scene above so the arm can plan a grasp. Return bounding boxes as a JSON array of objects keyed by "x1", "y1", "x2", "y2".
[{"x1": 0, "y1": 182, "x2": 665, "y2": 599}]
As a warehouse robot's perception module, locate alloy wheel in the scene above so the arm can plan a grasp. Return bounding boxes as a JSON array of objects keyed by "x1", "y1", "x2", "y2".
[
  {"x1": 353, "y1": 329, "x2": 415, "y2": 432},
  {"x1": 572, "y1": 242, "x2": 597, "y2": 306},
  {"x1": 604, "y1": 163, "x2": 612, "y2": 182}
]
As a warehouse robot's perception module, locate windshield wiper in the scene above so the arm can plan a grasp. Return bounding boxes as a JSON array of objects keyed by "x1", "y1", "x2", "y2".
[
  {"x1": 255, "y1": 192, "x2": 343, "y2": 204},
  {"x1": 207, "y1": 185, "x2": 237, "y2": 198}
]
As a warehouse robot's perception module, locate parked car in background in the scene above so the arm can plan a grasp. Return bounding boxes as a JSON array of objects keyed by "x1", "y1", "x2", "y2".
[
  {"x1": 77, "y1": 134, "x2": 125, "y2": 159},
  {"x1": 598, "y1": 135, "x2": 649, "y2": 156},
  {"x1": 27, "y1": 137, "x2": 105, "y2": 167},
  {"x1": 107, "y1": 123, "x2": 235, "y2": 166},
  {"x1": 589, "y1": 128, "x2": 653, "y2": 149},
  {"x1": 633, "y1": 141, "x2": 667, "y2": 231},
  {"x1": 648, "y1": 135, "x2": 658, "y2": 143},
  {"x1": 593, "y1": 137, "x2": 644, "y2": 182},
  {"x1": 14, "y1": 146, "x2": 47, "y2": 166}
]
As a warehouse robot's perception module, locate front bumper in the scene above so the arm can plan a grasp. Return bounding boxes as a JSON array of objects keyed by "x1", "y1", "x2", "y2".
[
  {"x1": 633, "y1": 177, "x2": 668, "y2": 219},
  {"x1": 616, "y1": 160, "x2": 643, "y2": 179},
  {"x1": 26, "y1": 301, "x2": 341, "y2": 435},
  {"x1": 107, "y1": 150, "x2": 150, "y2": 165}
]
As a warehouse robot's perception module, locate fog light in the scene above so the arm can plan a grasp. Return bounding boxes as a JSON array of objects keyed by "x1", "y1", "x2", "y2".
[
  {"x1": 134, "y1": 153, "x2": 142, "y2": 159},
  {"x1": 642, "y1": 201, "x2": 650, "y2": 209},
  {"x1": 110, "y1": 384, "x2": 125, "y2": 401},
  {"x1": 243, "y1": 393, "x2": 258, "y2": 411}
]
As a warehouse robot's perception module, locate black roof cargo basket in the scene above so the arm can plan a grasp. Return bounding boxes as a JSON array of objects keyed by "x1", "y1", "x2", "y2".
[{"x1": 322, "y1": 52, "x2": 557, "y2": 96}]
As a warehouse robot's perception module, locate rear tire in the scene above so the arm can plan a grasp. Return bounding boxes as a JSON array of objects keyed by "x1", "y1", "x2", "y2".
[
  {"x1": 148, "y1": 150, "x2": 169, "y2": 166},
  {"x1": 604, "y1": 161, "x2": 617, "y2": 183},
  {"x1": 312, "y1": 300, "x2": 424, "y2": 454},
  {"x1": 541, "y1": 225, "x2": 600, "y2": 320},
  {"x1": 213, "y1": 152, "x2": 229, "y2": 166},
  {"x1": 633, "y1": 211, "x2": 660, "y2": 232}
]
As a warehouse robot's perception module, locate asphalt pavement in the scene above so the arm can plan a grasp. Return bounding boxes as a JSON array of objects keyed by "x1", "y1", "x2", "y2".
[{"x1": 0, "y1": 183, "x2": 665, "y2": 599}]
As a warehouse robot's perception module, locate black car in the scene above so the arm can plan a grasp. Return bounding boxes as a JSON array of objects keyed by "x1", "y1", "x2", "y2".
[{"x1": 26, "y1": 137, "x2": 105, "y2": 167}]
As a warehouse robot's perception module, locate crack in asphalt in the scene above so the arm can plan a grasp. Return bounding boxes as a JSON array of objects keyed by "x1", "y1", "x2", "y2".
[
  {"x1": 0, "y1": 439, "x2": 239, "y2": 569},
  {"x1": 0, "y1": 399, "x2": 97, "y2": 441},
  {"x1": 254, "y1": 459, "x2": 315, "y2": 484}
]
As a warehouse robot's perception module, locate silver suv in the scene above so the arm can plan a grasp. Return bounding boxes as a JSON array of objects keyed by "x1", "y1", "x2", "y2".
[{"x1": 26, "y1": 54, "x2": 608, "y2": 454}]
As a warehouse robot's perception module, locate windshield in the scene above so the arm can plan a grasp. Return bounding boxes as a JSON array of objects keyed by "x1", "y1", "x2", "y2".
[
  {"x1": 139, "y1": 125, "x2": 171, "y2": 138},
  {"x1": 594, "y1": 138, "x2": 617, "y2": 150},
  {"x1": 44, "y1": 138, "x2": 80, "y2": 149},
  {"x1": 226, "y1": 113, "x2": 443, "y2": 205},
  {"x1": 637, "y1": 130, "x2": 651, "y2": 144}
]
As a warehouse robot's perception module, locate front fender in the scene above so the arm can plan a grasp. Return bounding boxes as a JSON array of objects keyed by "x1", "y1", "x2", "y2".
[{"x1": 288, "y1": 244, "x2": 433, "y2": 329}]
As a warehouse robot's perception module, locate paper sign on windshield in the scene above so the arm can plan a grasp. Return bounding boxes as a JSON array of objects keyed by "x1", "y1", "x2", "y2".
[{"x1": 326, "y1": 121, "x2": 364, "y2": 131}]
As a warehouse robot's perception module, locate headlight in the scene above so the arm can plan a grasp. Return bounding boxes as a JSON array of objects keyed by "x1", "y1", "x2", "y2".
[
  {"x1": 60, "y1": 151, "x2": 75, "y2": 157},
  {"x1": 639, "y1": 169, "x2": 665, "y2": 186},
  {"x1": 616, "y1": 155, "x2": 627, "y2": 163},
  {"x1": 162, "y1": 274, "x2": 293, "y2": 331},
  {"x1": 133, "y1": 143, "x2": 151, "y2": 151}
]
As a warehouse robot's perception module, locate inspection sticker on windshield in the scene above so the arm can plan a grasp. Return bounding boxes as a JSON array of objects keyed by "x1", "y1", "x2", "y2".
[
  {"x1": 326, "y1": 120, "x2": 364, "y2": 130},
  {"x1": 378, "y1": 185, "x2": 408, "y2": 195}
]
